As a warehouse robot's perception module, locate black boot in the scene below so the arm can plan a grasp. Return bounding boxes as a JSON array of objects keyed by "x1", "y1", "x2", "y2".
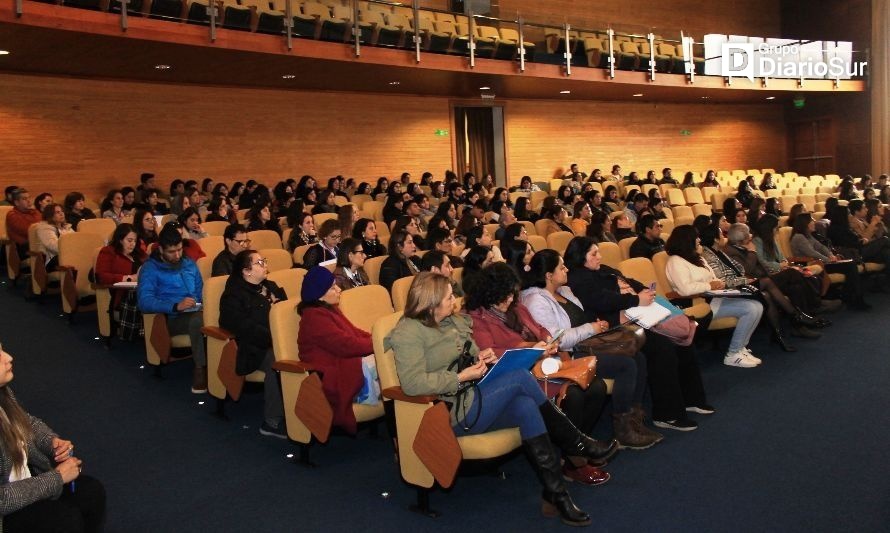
[
  {"x1": 770, "y1": 327, "x2": 797, "y2": 352},
  {"x1": 792, "y1": 309, "x2": 821, "y2": 328},
  {"x1": 540, "y1": 400, "x2": 619, "y2": 463},
  {"x1": 523, "y1": 434, "x2": 591, "y2": 527}
]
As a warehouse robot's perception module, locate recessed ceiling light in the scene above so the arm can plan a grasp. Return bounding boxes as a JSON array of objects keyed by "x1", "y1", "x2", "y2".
[
  {"x1": 559, "y1": 90, "x2": 571, "y2": 94},
  {"x1": 479, "y1": 86, "x2": 491, "y2": 90},
  {"x1": 632, "y1": 93, "x2": 643, "y2": 97},
  {"x1": 388, "y1": 81, "x2": 400, "y2": 86},
  {"x1": 281, "y1": 74, "x2": 295, "y2": 79},
  {"x1": 766, "y1": 96, "x2": 776, "y2": 100},
  {"x1": 154, "y1": 64, "x2": 171, "y2": 70},
  {"x1": 0, "y1": 50, "x2": 9, "y2": 56},
  {"x1": 701, "y1": 96, "x2": 710, "y2": 99}
]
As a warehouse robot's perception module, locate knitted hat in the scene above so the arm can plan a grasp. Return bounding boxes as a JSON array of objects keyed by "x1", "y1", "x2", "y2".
[{"x1": 301, "y1": 266, "x2": 335, "y2": 302}]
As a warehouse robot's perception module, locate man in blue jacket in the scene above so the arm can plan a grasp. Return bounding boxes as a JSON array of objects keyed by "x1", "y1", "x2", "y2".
[{"x1": 138, "y1": 222, "x2": 206, "y2": 393}]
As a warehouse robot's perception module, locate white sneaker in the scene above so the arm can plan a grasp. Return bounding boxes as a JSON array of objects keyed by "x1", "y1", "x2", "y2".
[
  {"x1": 724, "y1": 351, "x2": 758, "y2": 368},
  {"x1": 741, "y1": 347, "x2": 762, "y2": 365}
]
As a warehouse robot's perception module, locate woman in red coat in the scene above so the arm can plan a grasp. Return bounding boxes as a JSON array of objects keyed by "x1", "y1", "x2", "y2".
[
  {"x1": 95, "y1": 223, "x2": 146, "y2": 306},
  {"x1": 297, "y1": 266, "x2": 373, "y2": 434}
]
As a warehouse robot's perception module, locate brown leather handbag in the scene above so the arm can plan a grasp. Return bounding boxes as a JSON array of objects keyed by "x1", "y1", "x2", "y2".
[
  {"x1": 573, "y1": 325, "x2": 645, "y2": 358},
  {"x1": 532, "y1": 355, "x2": 598, "y2": 389}
]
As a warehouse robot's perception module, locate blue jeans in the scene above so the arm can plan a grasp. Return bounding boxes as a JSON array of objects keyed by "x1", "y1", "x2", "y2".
[
  {"x1": 453, "y1": 368, "x2": 547, "y2": 440},
  {"x1": 713, "y1": 297, "x2": 764, "y2": 353}
]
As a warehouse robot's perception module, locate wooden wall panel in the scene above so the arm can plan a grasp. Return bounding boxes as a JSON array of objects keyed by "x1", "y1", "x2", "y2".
[
  {"x1": 0, "y1": 73, "x2": 788, "y2": 199},
  {"x1": 505, "y1": 100, "x2": 787, "y2": 182},
  {"x1": 0, "y1": 74, "x2": 454, "y2": 200},
  {"x1": 493, "y1": 0, "x2": 782, "y2": 40}
]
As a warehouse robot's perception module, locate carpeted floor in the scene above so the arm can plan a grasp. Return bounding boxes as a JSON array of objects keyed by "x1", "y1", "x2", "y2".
[{"x1": 2, "y1": 278, "x2": 889, "y2": 532}]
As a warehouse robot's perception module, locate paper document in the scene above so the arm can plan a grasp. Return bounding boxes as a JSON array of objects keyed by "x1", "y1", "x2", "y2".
[
  {"x1": 623, "y1": 302, "x2": 672, "y2": 328},
  {"x1": 480, "y1": 348, "x2": 543, "y2": 384},
  {"x1": 112, "y1": 281, "x2": 138, "y2": 288}
]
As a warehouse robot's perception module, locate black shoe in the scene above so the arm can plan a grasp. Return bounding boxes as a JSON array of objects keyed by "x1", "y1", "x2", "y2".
[
  {"x1": 652, "y1": 418, "x2": 698, "y2": 431},
  {"x1": 790, "y1": 325, "x2": 821, "y2": 339},
  {"x1": 771, "y1": 329, "x2": 797, "y2": 352},
  {"x1": 685, "y1": 404, "x2": 716, "y2": 415},
  {"x1": 539, "y1": 401, "x2": 619, "y2": 462},
  {"x1": 523, "y1": 435, "x2": 591, "y2": 527},
  {"x1": 259, "y1": 421, "x2": 288, "y2": 439}
]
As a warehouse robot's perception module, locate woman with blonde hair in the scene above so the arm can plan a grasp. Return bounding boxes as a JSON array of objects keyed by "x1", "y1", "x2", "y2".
[{"x1": 387, "y1": 272, "x2": 614, "y2": 526}]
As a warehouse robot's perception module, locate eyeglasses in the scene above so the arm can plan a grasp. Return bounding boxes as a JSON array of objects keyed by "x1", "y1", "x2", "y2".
[
  {"x1": 351, "y1": 249, "x2": 366, "y2": 254},
  {"x1": 328, "y1": 233, "x2": 342, "y2": 241},
  {"x1": 234, "y1": 238, "x2": 252, "y2": 245},
  {"x1": 252, "y1": 258, "x2": 267, "y2": 267}
]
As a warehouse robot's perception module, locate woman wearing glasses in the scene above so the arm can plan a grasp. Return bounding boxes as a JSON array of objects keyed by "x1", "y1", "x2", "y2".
[
  {"x1": 333, "y1": 238, "x2": 371, "y2": 290},
  {"x1": 302, "y1": 219, "x2": 341, "y2": 269},
  {"x1": 219, "y1": 250, "x2": 288, "y2": 438}
]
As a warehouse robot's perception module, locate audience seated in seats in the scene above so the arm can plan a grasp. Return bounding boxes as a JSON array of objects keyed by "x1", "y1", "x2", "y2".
[
  {"x1": 837, "y1": 181, "x2": 859, "y2": 201},
  {"x1": 333, "y1": 237, "x2": 371, "y2": 291},
  {"x1": 136, "y1": 172, "x2": 156, "y2": 203},
  {"x1": 169, "y1": 193, "x2": 190, "y2": 217},
  {"x1": 751, "y1": 214, "x2": 834, "y2": 314},
  {"x1": 419, "y1": 250, "x2": 463, "y2": 297},
  {"x1": 142, "y1": 189, "x2": 169, "y2": 216},
  {"x1": 132, "y1": 207, "x2": 158, "y2": 257},
  {"x1": 664, "y1": 225, "x2": 765, "y2": 369},
  {"x1": 649, "y1": 198, "x2": 669, "y2": 220},
  {"x1": 297, "y1": 267, "x2": 373, "y2": 435},
  {"x1": 611, "y1": 213, "x2": 636, "y2": 242},
  {"x1": 0, "y1": 345, "x2": 106, "y2": 533},
  {"x1": 570, "y1": 201, "x2": 592, "y2": 236},
  {"x1": 563, "y1": 236, "x2": 712, "y2": 432},
  {"x1": 120, "y1": 187, "x2": 138, "y2": 213},
  {"x1": 219, "y1": 249, "x2": 287, "y2": 439},
  {"x1": 790, "y1": 214, "x2": 870, "y2": 310},
  {"x1": 311, "y1": 190, "x2": 339, "y2": 215},
  {"x1": 692, "y1": 216, "x2": 819, "y2": 353},
  {"x1": 212, "y1": 224, "x2": 250, "y2": 277},
  {"x1": 245, "y1": 201, "x2": 282, "y2": 237},
  {"x1": 585, "y1": 209, "x2": 617, "y2": 244},
  {"x1": 62, "y1": 192, "x2": 96, "y2": 230},
  {"x1": 622, "y1": 193, "x2": 649, "y2": 226},
  {"x1": 137, "y1": 222, "x2": 207, "y2": 393},
  {"x1": 759, "y1": 173, "x2": 777, "y2": 192},
  {"x1": 178, "y1": 208, "x2": 207, "y2": 240},
  {"x1": 701, "y1": 170, "x2": 721, "y2": 190},
  {"x1": 35, "y1": 203, "x2": 74, "y2": 272},
  {"x1": 204, "y1": 196, "x2": 235, "y2": 223},
  {"x1": 628, "y1": 214, "x2": 665, "y2": 259},
  {"x1": 379, "y1": 230, "x2": 421, "y2": 291},
  {"x1": 516, "y1": 175, "x2": 541, "y2": 193},
  {"x1": 351, "y1": 218, "x2": 386, "y2": 259},
  {"x1": 425, "y1": 226, "x2": 463, "y2": 268},
  {"x1": 294, "y1": 175, "x2": 317, "y2": 202},
  {"x1": 538, "y1": 205, "x2": 573, "y2": 240},
  {"x1": 460, "y1": 226, "x2": 504, "y2": 262},
  {"x1": 382, "y1": 193, "x2": 404, "y2": 228},
  {"x1": 624, "y1": 171, "x2": 643, "y2": 187},
  {"x1": 370, "y1": 177, "x2": 388, "y2": 201},
  {"x1": 747, "y1": 197, "x2": 766, "y2": 229},
  {"x1": 392, "y1": 216, "x2": 426, "y2": 251},
  {"x1": 521, "y1": 249, "x2": 661, "y2": 448},
  {"x1": 432, "y1": 200, "x2": 459, "y2": 231},
  {"x1": 302, "y1": 219, "x2": 341, "y2": 270},
  {"x1": 100, "y1": 189, "x2": 128, "y2": 225},
  {"x1": 287, "y1": 212, "x2": 318, "y2": 253},
  {"x1": 32, "y1": 193, "x2": 53, "y2": 214},
  {"x1": 679, "y1": 171, "x2": 696, "y2": 189},
  {"x1": 846, "y1": 199, "x2": 890, "y2": 264},
  {"x1": 459, "y1": 245, "x2": 497, "y2": 295},
  {"x1": 609, "y1": 164, "x2": 623, "y2": 182},
  {"x1": 338, "y1": 205, "x2": 359, "y2": 238},
  {"x1": 764, "y1": 197, "x2": 782, "y2": 218},
  {"x1": 95, "y1": 223, "x2": 146, "y2": 341},
  {"x1": 557, "y1": 186, "x2": 576, "y2": 213},
  {"x1": 493, "y1": 205, "x2": 518, "y2": 240},
  {"x1": 169, "y1": 179, "x2": 186, "y2": 202},
  {"x1": 513, "y1": 197, "x2": 538, "y2": 222},
  {"x1": 659, "y1": 168, "x2": 678, "y2": 186},
  {"x1": 735, "y1": 181, "x2": 756, "y2": 209},
  {"x1": 6, "y1": 188, "x2": 41, "y2": 260},
  {"x1": 386, "y1": 272, "x2": 610, "y2": 526},
  {"x1": 563, "y1": 163, "x2": 588, "y2": 184},
  {"x1": 501, "y1": 238, "x2": 534, "y2": 276}
]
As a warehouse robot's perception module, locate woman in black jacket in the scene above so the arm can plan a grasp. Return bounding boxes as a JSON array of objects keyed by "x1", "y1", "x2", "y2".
[
  {"x1": 563, "y1": 236, "x2": 711, "y2": 432},
  {"x1": 379, "y1": 229, "x2": 420, "y2": 291},
  {"x1": 218, "y1": 250, "x2": 287, "y2": 438}
]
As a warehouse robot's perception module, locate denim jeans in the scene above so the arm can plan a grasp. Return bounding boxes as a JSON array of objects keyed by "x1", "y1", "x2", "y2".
[
  {"x1": 453, "y1": 368, "x2": 547, "y2": 440},
  {"x1": 713, "y1": 297, "x2": 764, "y2": 353}
]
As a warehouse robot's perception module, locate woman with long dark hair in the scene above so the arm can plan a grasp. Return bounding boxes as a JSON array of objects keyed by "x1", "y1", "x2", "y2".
[
  {"x1": 665, "y1": 225, "x2": 764, "y2": 368},
  {"x1": 0, "y1": 344, "x2": 106, "y2": 531},
  {"x1": 522, "y1": 249, "x2": 662, "y2": 447},
  {"x1": 379, "y1": 229, "x2": 421, "y2": 291}
]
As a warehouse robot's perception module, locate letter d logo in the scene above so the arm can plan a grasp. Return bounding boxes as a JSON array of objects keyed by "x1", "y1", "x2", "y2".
[{"x1": 721, "y1": 43, "x2": 754, "y2": 82}]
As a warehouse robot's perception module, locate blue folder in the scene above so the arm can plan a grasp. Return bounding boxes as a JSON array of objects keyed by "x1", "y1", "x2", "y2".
[{"x1": 480, "y1": 348, "x2": 544, "y2": 384}]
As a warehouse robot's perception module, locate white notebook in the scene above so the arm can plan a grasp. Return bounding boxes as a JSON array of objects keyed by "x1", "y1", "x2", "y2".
[{"x1": 623, "y1": 302, "x2": 672, "y2": 328}]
